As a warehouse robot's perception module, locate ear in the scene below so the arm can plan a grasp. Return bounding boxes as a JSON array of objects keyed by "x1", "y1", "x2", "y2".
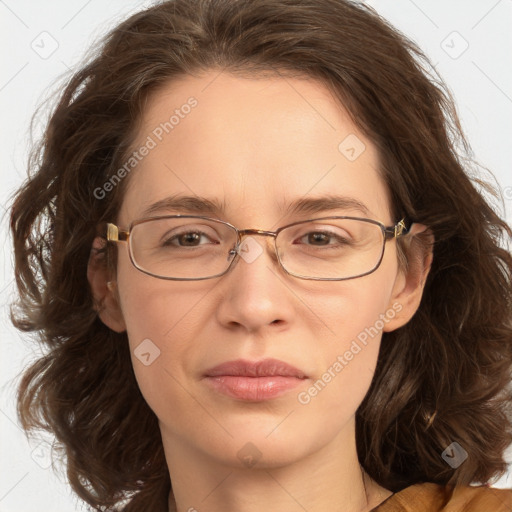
[
  {"x1": 383, "y1": 224, "x2": 434, "y2": 332},
  {"x1": 87, "y1": 236, "x2": 126, "y2": 333}
]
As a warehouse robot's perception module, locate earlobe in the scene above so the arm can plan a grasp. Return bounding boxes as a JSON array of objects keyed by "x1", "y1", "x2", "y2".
[
  {"x1": 87, "y1": 236, "x2": 127, "y2": 333},
  {"x1": 383, "y1": 224, "x2": 434, "y2": 332}
]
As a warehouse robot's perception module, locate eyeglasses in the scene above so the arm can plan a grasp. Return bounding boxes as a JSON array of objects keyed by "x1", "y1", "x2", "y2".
[{"x1": 104, "y1": 215, "x2": 410, "y2": 281}]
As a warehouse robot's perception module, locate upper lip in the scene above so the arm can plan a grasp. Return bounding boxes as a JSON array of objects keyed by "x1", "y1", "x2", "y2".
[{"x1": 204, "y1": 358, "x2": 308, "y2": 378}]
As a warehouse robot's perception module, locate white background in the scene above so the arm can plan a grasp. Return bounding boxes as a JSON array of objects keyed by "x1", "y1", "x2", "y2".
[{"x1": 1, "y1": 1, "x2": 511, "y2": 511}]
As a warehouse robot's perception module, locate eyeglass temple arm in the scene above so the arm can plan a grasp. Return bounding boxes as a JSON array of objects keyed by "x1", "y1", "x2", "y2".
[
  {"x1": 104, "y1": 223, "x2": 129, "y2": 242},
  {"x1": 384, "y1": 218, "x2": 413, "y2": 240}
]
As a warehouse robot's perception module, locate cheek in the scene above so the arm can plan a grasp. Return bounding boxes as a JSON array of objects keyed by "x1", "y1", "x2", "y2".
[
  {"x1": 114, "y1": 256, "x2": 202, "y2": 403},
  {"x1": 118, "y1": 292, "x2": 197, "y2": 428},
  {"x1": 305, "y1": 256, "x2": 398, "y2": 349},
  {"x1": 301, "y1": 266, "x2": 399, "y2": 410},
  {"x1": 115, "y1": 245, "x2": 207, "y2": 342}
]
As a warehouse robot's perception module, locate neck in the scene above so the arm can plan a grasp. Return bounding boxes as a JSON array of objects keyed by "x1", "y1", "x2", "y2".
[{"x1": 162, "y1": 420, "x2": 392, "y2": 512}]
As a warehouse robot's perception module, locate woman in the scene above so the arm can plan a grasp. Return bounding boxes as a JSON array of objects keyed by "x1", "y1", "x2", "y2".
[{"x1": 10, "y1": 0, "x2": 512, "y2": 510}]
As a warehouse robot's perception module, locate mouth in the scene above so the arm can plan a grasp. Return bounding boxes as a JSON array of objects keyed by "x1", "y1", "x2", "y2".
[{"x1": 203, "y1": 358, "x2": 308, "y2": 401}]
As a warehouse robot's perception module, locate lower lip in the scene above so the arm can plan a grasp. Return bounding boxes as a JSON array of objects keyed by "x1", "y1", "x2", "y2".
[{"x1": 204, "y1": 375, "x2": 305, "y2": 401}]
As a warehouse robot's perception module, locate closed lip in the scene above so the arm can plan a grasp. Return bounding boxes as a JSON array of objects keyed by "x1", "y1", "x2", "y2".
[{"x1": 203, "y1": 358, "x2": 308, "y2": 378}]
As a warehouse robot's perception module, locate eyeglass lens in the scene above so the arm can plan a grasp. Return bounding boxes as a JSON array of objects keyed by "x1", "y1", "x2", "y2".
[{"x1": 129, "y1": 217, "x2": 386, "y2": 280}]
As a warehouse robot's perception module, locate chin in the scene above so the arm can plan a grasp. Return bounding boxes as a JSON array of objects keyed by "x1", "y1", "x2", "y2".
[{"x1": 191, "y1": 420, "x2": 324, "y2": 471}]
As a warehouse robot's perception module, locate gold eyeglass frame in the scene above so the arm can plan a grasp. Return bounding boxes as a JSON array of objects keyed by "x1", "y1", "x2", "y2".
[{"x1": 103, "y1": 215, "x2": 411, "y2": 281}]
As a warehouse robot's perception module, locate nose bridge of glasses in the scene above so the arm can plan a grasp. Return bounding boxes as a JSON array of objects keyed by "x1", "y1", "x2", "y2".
[
  {"x1": 238, "y1": 228, "x2": 277, "y2": 239},
  {"x1": 232, "y1": 228, "x2": 279, "y2": 260}
]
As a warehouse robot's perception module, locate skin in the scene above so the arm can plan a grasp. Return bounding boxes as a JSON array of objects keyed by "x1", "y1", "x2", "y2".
[{"x1": 88, "y1": 70, "x2": 432, "y2": 512}]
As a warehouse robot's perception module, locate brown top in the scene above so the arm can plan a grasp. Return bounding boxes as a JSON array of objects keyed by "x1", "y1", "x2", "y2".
[{"x1": 371, "y1": 482, "x2": 512, "y2": 511}]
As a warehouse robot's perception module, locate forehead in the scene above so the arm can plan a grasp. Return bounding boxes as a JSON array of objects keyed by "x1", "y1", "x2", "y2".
[{"x1": 118, "y1": 70, "x2": 392, "y2": 226}]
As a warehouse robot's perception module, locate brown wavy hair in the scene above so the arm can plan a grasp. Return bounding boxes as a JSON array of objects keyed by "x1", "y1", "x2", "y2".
[{"x1": 10, "y1": 0, "x2": 512, "y2": 510}]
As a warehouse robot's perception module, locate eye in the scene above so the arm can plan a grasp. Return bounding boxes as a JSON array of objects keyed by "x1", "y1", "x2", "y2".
[
  {"x1": 291, "y1": 224, "x2": 354, "y2": 249},
  {"x1": 161, "y1": 230, "x2": 215, "y2": 247},
  {"x1": 156, "y1": 222, "x2": 222, "y2": 248},
  {"x1": 296, "y1": 230, "x2": 352, "y2": 247}
]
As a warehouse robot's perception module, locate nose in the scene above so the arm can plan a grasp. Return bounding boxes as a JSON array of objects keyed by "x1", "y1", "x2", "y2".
[{"x1": 215, "y1": 233, "x2": 294, "y2": 334}]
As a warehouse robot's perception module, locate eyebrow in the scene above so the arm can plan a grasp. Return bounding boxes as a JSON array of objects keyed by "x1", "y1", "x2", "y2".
[{"x1": 140, "y1": 194, "x2": 371, "y2": 218}]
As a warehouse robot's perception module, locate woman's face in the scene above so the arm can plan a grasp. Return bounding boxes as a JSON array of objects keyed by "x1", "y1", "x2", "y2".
[{"x1": 111, "y1": 70, "x2": 411, "y2": 468}]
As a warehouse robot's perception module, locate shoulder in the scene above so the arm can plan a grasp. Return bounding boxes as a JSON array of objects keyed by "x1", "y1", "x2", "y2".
[
  {"x1": 445, "y1": 484, "x2": 512, "y2": 511},
  {"x1": 373, "y1": 482, "x2": 512, "y2": 511}
]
